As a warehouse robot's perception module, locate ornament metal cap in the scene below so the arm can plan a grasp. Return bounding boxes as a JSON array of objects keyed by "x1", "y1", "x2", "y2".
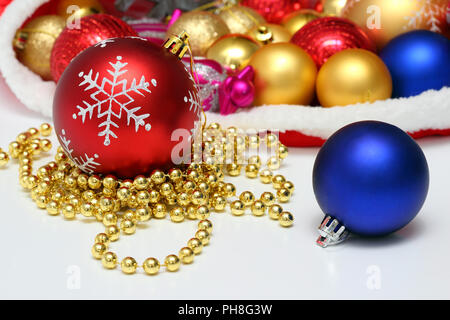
[
  {"x1": 255, "y1": 26, "x2": 274, "y2": 44},
  {"x1": 163, "y1": 31, "x2": 190, "y2": 59},
  {"x1": 316, "y1": 215, "x2": 349, "y2": 248}
]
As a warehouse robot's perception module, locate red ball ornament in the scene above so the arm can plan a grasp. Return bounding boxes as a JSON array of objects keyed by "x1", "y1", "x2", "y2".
[
  {"x1": 291, "y1": 17, "x2": 376, "y2": 68},
  {"x1": 241, "y1": 0, "x2": 319, "y2": 23},
  {"x1": 53, "y1": 37, "x2": 201, "y2": 178},
  {"x1": 50, "y1": 14, "x2": 137, "y2": 82}
]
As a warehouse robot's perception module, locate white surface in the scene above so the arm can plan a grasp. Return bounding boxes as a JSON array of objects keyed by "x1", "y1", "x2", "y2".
[{"x1": 0, "y1": 74, "x2": 450, "y2": 300}]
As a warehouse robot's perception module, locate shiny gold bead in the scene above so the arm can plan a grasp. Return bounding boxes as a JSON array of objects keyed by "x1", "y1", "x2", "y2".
[
  {"x1": 52, "y1": 190, "x2": 64, "y2": 202},
  {"x1": 121, "y1": 179, "x2": 133, "y2": 189},
  {"x1": 92, "y1": 243, "x2": 107, "y2": 259},
  {"x1": 277, "y1": 188, "x2": 291, "y2": 203},
  {"x1": 259, "y1": 169, "x2": 273, "y2": 184},
  {"x1": 31, "y1": 187, "x2": 39, "y2": 201},
  {"x1": 191, "y1": 190, "x2": 206, "y2": 206},
  {"x1": 105, "y1": 225, "x2": 120, "y2": 241},
  {"x1": 46, "y1": 200, "x2": 60, "y2": 216},
  {"x1": 47, "y1": 161, "x2": 58, "y2": 171},
  {"x1": 123, "y1": 210, "x2": 137, "y2": 222},
  {"x1": 0, "y1": 152, "x2": 10, "y2": 167},
  {"x1": 20, "y1": 175, "x2": 29, "y2": 188},
  {"x1": 37, "y1": 181, "x2": 50, "y2": 194},
  {"x1": 28, "y1": 142, "x2": 41, "y2": 155},
  {"x1": 120, "y1": 219, "x2": 136, "y2": 235},
  {"x1": 196, "y1": 205, "x2": 210, "y2": 220},
  {"x1": 28, "y1": 127, "x2": 39, "y2": 138},
  {"x1": 95, "y1": 233, "x2": 110, "y2": 244},
  {"x1": 213, "y1": 196, "x2": 227, "y2": 211},
  {"x1": 230, "y1": 200, "x2": 245, "y2": 216},
  {"x1": 36, "y1": 166, "x2": 49, "y2": 179},
  {"x1": 198, "y1": 219, "x2": 213, "y2": 233},
  {"x1": 169, "y1": 168, "x2": 183, "y2": 182},
  {"x1": 268, "y1": 204, "x2": 283, "y2": 220},
  {"x1": 9, "y1": 141, "x2": 22, "y2": 158},
  {"x1": 149, "y1": 190, "x2": 160, "y2": 203},
  {"x1": 100, "y1": 197, "x2": 114, "y2": 212},
  {"x1": 53, "y1": 170, "x2": 65, "y2": 181},
  {"x1": 121, "y1": 257, "x2": 138, "y2": 274},
  {"x1": 36, "y1": 195, "x2": 48, "y2": 209},
  {"x1": 195, "y1": 230, "x2": 210, "y2": 245},
  {"x1": 260, "y1": 192, "x2": 276, "y2": 206},
  {"x1": 63, "y1": 203, "x2": 76, "y2": 219},
  {"x1": 79, "y1": 203, "x2": 93, "y2": 217},
  {"x1": 198, "y1": 182, "x2": 210, "y2": 193},
  {"x1": 20, "y1": 164, "x2": 32, "y2": 175},
  {"x1": 134, "y1": 175, "x2": 149, "y2": 190},
  {"x1": 245, "y1": 164, "x2": 259, "y2": 178},
  {"x1": 136, "y1": 207, "x2": 151, "y2": 222},
  {"x1": 103, "y1": 212, "x2": 118, "y2": 227},
  {"x1": 26, "y1": 175, "x2": 38, "y2": 190},
  {"x1": 183, "y1": 180, "x2": 196, "y2": 192},
  {"x1": 265, "y1": 133, "x2": 279, "y2": 148},
  {"x1": 102, "y1": 252, "x2": 118, "y2": 269},
  {"x1": 283, "y1": 181, "x2": 295, "y2": 192},
  {"x1": 16, "y1": 132, "x2": 30, "y2": 144},
  {"x1": 239, "y1": 191, "x2": 255, "y2": 206},
  {"x1": 186, "y1": 205, "x2": 197, "y2": 220},
  {"x1": 188, "y1": 170, "x2": 200, "y2": 182},
  {"x1": 179, "y1": 247, "x2": 194, "y2": 264},
  {"x1": 88, "y1": 175, "x2": 102, "y2": 189},
  {"x1": 82, "y1": 190, "x2": 95, "y2": 201},
  {"x1": 247, "y1": 155, "x2": 261, "y2": 168},
  {"x1": 151, "y1": 170, "x2": 166, "y2": 184},
  {"x1": 40, "y1": 139, "x2": 52, "y2": 152},
  {"x1": 39, "y1": 123, "x2": 52, "y2": 136},
  {"x1": 251, "y1": 200, "x2": 266, "y2": 216},
  {"x1": 135, "y1": 190, "x2": 150, "y2": 206},
  {"x1": 95, "y1": 209, "x2": 105, "y2": 222},
  {"x1": 117, "y1": 187, "x2": 131, "y2": 201},
  {"x1": 248, "y1": 135, "x2": 260, "y2": 148},
  {"x1": 278, "y1": 144, "x2": 288, "y2": 159},
  {"x1": 127, "y1": 194, "x2": 138, "y2": 208},
  {"x1": 143, "y1": 258, "x2": 160, "y2": 275},
  {"x1": 170, "y1": 207, "x2": 185, "y2": 223},
  {"x1": 177, "y1": 192, "x2": 191, "y2": 206},
  {"x1": 272, "y1": 174, "x2": 287, "y2": 189},
  {"x1": 153, "y1": 203, "x2": 167, "y2": 219},
  {"x1": 267, "y1": 156, "x2": 281, "y2": 170},
  {"x1": 103, "y1": 175, "x2": 117, "y2": 189},
  {"x1": 223, "y1": 183, "x2": 236, "y2": 197},
  {"x1": 164, "y1": 255, "x2": 181, "y2": 272},
  {"x1": 102, "y1": 188, "x2": 115, "y2": 197},
  {"x1": 226, "y1": 163, "x2": 241, "y2": 176},
  {"x1": 160, "y1": 182, "x2": 173, "y2": 196},
  {"x1": 19, "y1": 157, "x2": 31, "y2": 166},
  {"x1": 187, "y1": 238, "x2": 203, "y2": 254},
  {"x1": 54, "y1": 152, "x2": 68, "y2": 162},
  {"x1": 279, "y1": 212, "x2": 294, "y2": 227}
]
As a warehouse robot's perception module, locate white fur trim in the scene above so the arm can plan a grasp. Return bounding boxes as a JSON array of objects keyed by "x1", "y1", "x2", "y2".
[
  {"x1": 0, "y1": 0, "x2": 55, "y2": 118},
  {"x1": 207, "y1": 87, "x2": 450, "y2": 139}
]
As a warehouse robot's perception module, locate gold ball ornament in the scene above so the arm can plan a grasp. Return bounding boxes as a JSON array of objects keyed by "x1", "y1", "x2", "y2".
[
  {"x1": 342, "y1": 0, "x2": 448, "y2": 49},
  {"x1": 13, "y1": 15, "x2": 66, "y2": 80},
  {"x1": 316, "y1": 49, "x2": 392, "y2": 108},
  {"x1": 206, "y1": 34, "x2": 260, "y2": 71},
  {"x1": 249, "y1": 42, "x2": 317, "y2": 106},
  {"x1": 143, "y1": 258, "x2": 160, "y2": 275},
  {"x1": 166, "y1": 11, "x2": 230, "y2": 56},
  {"x1": 218, "y1": 5, "x2": 265, "y2": 34},
  {"x1": 246, "y1": 23, "x2": 291, "y2": 44},
  {"x1": 321, "y1": 0, "x2": 348, "y2": 16},
  {"x1": 281, "y1": 9, "x2": 322, "y2": 35},
  {"x1": 56, "y1": 0, "x2": 104, "y2": 20}
]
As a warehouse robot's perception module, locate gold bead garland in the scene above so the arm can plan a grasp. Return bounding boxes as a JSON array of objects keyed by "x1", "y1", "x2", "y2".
[{"x1": 1, "y1": 122, "x2": 295, "y2": 275}]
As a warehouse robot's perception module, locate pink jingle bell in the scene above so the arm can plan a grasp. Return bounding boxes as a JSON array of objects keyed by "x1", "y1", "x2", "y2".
[{"x1": 219, "y1": 66, "x2": 255, "y2": 115}]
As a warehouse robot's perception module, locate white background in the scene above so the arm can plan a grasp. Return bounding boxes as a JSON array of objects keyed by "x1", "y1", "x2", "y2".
[{"x1": 0, "y1": 75, "x2": 449, "y2": 300}]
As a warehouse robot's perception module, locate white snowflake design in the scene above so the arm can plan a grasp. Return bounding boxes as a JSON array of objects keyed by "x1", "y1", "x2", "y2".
[
  {"x1": 73, "y1": 55, "x2": 157, "y2": 146},
  {"x1": 403, "y1": 0, "x2": 446, "y2": 32},
  {"x1": 59, "y1": 129, "x2": 101, "y2": 174}
]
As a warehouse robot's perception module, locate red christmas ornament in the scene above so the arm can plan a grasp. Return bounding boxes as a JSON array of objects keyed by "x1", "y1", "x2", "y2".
[
  {"x1": 241, "y1": 0, "x2": 319, "y2": 23},
  {"x1": 50, "y1": 14, "x2": 137, "y2": 82},
  {"x1": 53, "y1": 37, "x2": 201, "y2": 178},
  {"x1": 291, "y1": 17, "x2": 376, "y2": 68}
]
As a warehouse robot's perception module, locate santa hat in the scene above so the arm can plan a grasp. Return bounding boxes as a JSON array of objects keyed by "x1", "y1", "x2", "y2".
[{"x1": 1, "y1": 0, "x2": 449, "y2": 147}]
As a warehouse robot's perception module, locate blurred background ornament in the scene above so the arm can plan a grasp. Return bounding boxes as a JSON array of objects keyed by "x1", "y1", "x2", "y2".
[
  {"x1": 206, "y1": 34, "x2": 260, "y2": 72},
  {"x1": 281, "y1": 9, "x2": 322, "y2": 35},
  {"x1": 313, "y1": 121, "x2": 429, "y2": 245},
  {"x1": 53, "y1": 37, "x2": 200, "y2": 178},
  {"x1": 166, "y1": 11, "x2": 229, "y2": 56},
  {"x1": 342, "y1": 0, "x2": 448, "y2": 49},
  {"x1": 380, "y1": 30, "x2": 450, "y2": 98},
  {"x1": 57, "y1": 0, "x2": 104, "y2": 20},
  {"x1": 115, "y1": 0, "x2": 212, "y2": 19},
  {"x1": 249, "y1": 42, "x2": 317, "y2": 105},
  {"x1": 13, "y1": 15, "x2": 66, "y2": 81},
  {"x1": 318, "y1": 0, "x2": 347, "y2": 16},
  {"x1": 50, "y1": 14, "x2": 137, "y2": 82},
  {"x1": 241, "y1": 0, "x2": 318, "y2": 23},
  {"x1": 246, "y1": 23, "x2": 291, "y2": 44},
  {"x1": 218, "y1": 3, "x2": 265, "y2": 34},
  {"x1": 182, "y1": 57, "x2": 227, "y2": 112},
  {"x1": 127, "y1": 17, "x2": 168, "y2": 45},
  {"x1": 316, "y1": 49, "x2": 392, "y2": 108},
  {"x1": 219, "y1": 65, "x2": 255, "y2": 115},
  {"x1": 291, "y1": 17, "x2": 375, "y2": 68}
]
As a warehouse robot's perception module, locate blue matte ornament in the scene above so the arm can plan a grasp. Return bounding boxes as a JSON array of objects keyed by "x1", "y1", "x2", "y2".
[
  {"x1": 313, "y1": 121, "x2": 429, "y2": 247},
  {"x1": 380, "y1": 30, "x2": 450, "y2": 98}
]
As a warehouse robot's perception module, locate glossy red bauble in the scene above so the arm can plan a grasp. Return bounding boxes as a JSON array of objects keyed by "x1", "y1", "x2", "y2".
[
  {"x1": 241, "y1": 0, "x2": 319, "y2": 23},
  {"x1": 50, "y1": 14, "x2": 137, "y2": 82},
  {"x1": 291, "y1": 17, "x2": 376, "y2": 68},
  {"x1": 53, "y1": 37, "x2": 201, "y2": 178}
]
